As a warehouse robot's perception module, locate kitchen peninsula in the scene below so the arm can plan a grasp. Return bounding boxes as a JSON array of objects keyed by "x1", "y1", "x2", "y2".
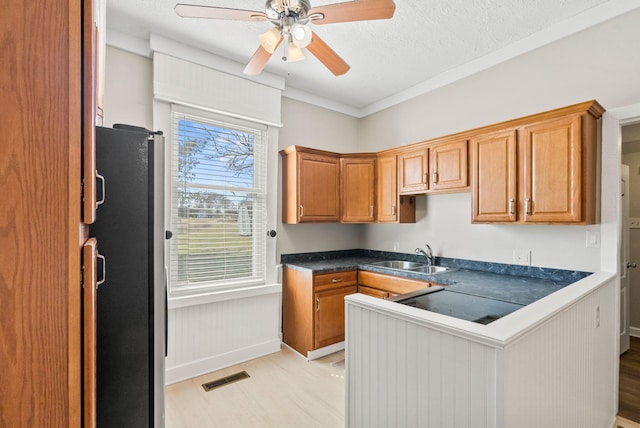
[
  {"x1": 343, "y1": 262, "x2": 617, "y2": 428},
  {"x1": 280, "y1": 249, "x2": 617, "y2": 427}
]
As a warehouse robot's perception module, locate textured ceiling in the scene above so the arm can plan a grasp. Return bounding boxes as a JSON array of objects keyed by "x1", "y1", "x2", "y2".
[{"x1": 107, "y1": 0, "x2": 620, "y2": 112}]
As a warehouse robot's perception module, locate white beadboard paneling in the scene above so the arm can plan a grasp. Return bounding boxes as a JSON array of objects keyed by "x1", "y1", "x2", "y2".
[
  {"x1": 502, "y1": 279, "x2": 618, "y2": 428},
  {"x1": 153, "y1": 52, "x2": 282, "y2": 126},
  {"x1": 165, "y1": 291, "x2": 281, "y2": 384},
  {"x1": 346, "y1": 302, "x2": 499, "y2": 428},
  {"x1": 345, "y1": 275, "x2": 618, "y2": 428}
]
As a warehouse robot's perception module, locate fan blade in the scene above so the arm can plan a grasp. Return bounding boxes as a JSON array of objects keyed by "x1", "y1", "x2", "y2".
[
  {"x1": 309, "y1": 0, "x2": 395, "y2": 25},
  {"x1": 306, "y1": 32, "x2": 350, "y2": 76},
  {"x1": 174, "y1": 4, "x2": 267, "y2": 21},
  {"x1": 243, "y1": 38, "x2": 283, "y2": 75}
]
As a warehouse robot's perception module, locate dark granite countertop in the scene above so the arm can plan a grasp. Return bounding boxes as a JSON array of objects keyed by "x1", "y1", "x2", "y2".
[{"x1": 281, "y1": 249, "x2": 592, "y2": 306}]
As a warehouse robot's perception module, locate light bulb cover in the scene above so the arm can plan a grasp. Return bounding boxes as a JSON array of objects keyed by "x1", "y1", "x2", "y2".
[
  {"x1": 290, "y1": 23, "x2": 312, "y2": 48},
  {"x1": 287, "y1": 42, "x2": 304, "y2": 62},
  {"x1": 259, "y1": 27, "x2": 282, "y2": 54}
]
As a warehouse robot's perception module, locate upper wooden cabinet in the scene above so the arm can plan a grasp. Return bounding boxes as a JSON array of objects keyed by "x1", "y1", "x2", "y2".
[
  {"x1": 82, "y1": 0, "x2": 106, "y2": 225},
  {"x1": 471, "y1": 129, "x2": 517, "y2": 222},
  {"x1": 281, "y1": 146, "x2": 340, "y2": 224},
  {"x1": 398, "y1": 147, "x2": 429, "y2": 194},
  {"x1": 376, "y1": 154, "x2": 416, "y2": 223},
  {"x1": 429, "y1": 139, "x2": 468, "y2": 192},
  {"x1": 281, "y1": 100, "x2": 603, "y2": 226},
  {"x1": 471, "y1": 101, "x2": 603, "y2": 224},
  {"x1": 341, "y1": 156, "x2": 376, "y2": 223},
  {"x1": 376, "y1": 154, "x2": 398, "y2": 222},
  {"x1": 398, "y1": 139, "x2": 469, "y2": 195}
]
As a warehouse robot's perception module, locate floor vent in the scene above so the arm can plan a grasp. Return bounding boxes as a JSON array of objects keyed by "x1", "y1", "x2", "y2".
[{"x1": 202, "y1": 371, "x2": 250, "y2": 392}]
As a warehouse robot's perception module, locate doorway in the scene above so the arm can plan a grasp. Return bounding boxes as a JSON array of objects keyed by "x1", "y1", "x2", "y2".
[
  {"x1": 621, "y1": 123, "x2": 640, "y2": 343},
  {"x1": 619, "y1": 122, "x2": 640, "y2": 423}
]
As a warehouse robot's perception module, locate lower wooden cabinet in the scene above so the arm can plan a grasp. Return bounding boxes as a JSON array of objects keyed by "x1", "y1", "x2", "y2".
[
  {"x1": 358, "y1": 285, "x2": 395, "y2": 299},
  {"x1": 282, "y1": 268, "x2": 357, "y2": 357},
  {"x1": 357, "y1": 270, "x2": 434, "y2": 298}
]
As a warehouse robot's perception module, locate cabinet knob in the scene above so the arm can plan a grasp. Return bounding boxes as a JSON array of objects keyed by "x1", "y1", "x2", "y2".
[
  {"x1": 509, "y1": 199, "x2": 515, "y2": 216},
  {"x1": 268, "y1": 230, "x2": 277, "y2": 238},
  {"x1": 627, "y1": 262, "x2": 637, "y2": 269},
  {"x1": 299, "y1": 205, "x2": 304, "y2": 218},
  {"x1": 432, "y1": 171, "x2": 438, "y2": 184}
]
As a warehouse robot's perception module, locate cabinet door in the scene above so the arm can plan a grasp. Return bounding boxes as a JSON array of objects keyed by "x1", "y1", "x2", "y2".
[
  {"x1": 471, "y1": 130, "x2": 517, "y2": 222},
  {"x1": 341, "y1": 157, "x2": 375, "y2": 223},
  {"x1": 430, "y1": 139, "x2": 468, "y2": 191},
  {"x1": 82, "y1": 238, "x2": 98, "y2": 428},
  {"x1": 298, "y1": 152, "x2": 340, "y2": 222},
  {"x1": 358, "y1": 285, "x2": 390, "y2": 299},
  {"x1": 357, "y1": 270, "x2": 432, "y2": 296},
  {"x1": 82, "y1": 1, "x2": 98, "y2": 224},
  {"x1": 519, "y1": 115, "x2": 582, "y2": 223},
  {"x1": 398, "y1": 148, "x2": 428, "y2": 194},
  {"x1": 314, "y1": 285, "x2": 357, "y2": 349},
  {"x1": 376, "y1": 154, "x2": 398, "y2": 222}
]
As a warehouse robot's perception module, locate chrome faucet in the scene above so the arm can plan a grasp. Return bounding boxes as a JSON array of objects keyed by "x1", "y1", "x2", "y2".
[{"x1": 415, "y1": 244, "x2": 434, "y2": 267}]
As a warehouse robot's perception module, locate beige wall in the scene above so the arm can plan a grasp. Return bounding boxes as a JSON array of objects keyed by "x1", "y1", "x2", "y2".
[
  {"x1": 276, "y1": 98, "x2": 362, "y2": 258},
  {"x1": 357, "y1": 7, "x2": 640, "y2": 272},
  {"x1": 103, "y1": 47, "x2": 153, "y2": 129},
  {"x1": 104, "y1": 6, "x2": 640, "y2": 273}
]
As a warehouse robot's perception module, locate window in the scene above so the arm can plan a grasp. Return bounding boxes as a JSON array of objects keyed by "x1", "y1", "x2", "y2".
[{"x1": 168, "y1": 108, "x2": 267, "y2": 294}]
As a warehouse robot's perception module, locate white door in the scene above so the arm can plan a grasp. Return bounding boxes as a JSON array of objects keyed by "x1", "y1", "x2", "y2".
[{"x1": 620, "y1": 164, "x2": 631, "y2": 354}]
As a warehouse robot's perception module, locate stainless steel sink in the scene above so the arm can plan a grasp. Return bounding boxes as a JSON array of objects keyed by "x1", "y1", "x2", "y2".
[
  {"x1": 408, "y1": 265, "x2": 451, "y2": 274},
  {"x1": 369, "y1": 260, "x2": 453, "y2": 274},
  {"x1": 370, "y1": 260, "x2": 426, "y2": 269}
]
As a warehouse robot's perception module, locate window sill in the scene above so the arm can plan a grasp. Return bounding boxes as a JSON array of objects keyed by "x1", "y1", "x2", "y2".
[{"x1": 168, "y1": 283, "x2": 282, "y2": 309}]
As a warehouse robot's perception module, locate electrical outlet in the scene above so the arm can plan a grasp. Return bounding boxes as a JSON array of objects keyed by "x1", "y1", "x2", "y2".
[
  {"x1": 586, "y1": 230, "x2": 601, "y2": 248},
  {"x1": 513, "y1": 249, "x2": 531, "y2": 265}
]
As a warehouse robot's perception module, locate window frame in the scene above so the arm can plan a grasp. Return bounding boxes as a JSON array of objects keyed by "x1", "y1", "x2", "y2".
[{"x1": 165, "y1": 104, "x2": 272, "y2": 299}]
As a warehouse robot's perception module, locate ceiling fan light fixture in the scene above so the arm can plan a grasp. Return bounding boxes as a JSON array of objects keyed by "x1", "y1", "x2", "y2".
[
  {"x1": 259, "y1": 27, "x2": 282, "y2": 54},
  {"x1": 287, "y1": 41, "x2": 305, "y2": 62},
  {"x1": 291, "y1": 23, "x2": 312, "y2": 48}
]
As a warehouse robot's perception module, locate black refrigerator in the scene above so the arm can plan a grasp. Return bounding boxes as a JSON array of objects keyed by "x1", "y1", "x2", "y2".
[{"x1": 91, "y1": 125, "x2": 166, "y2": 427}]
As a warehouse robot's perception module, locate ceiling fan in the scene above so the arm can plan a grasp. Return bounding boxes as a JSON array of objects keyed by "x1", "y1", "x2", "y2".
[{"x1": 174, "y1": 0, "x2": 396, "y2": 76}]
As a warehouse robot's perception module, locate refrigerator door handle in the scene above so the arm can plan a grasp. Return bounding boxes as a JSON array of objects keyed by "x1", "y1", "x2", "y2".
[
  {"x1": 164, "y1": 265, "x2": 168, "y2": 357},
  {"x1": 96, "y1": 171, "x2": 106, "y2": 207},
  {"x1": 96, "y1": 252, "x2": 106, "y2": 287}
]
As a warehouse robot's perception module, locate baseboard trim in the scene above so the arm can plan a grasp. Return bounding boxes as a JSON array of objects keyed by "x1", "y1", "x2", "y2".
[
  {"x1": 165, "y1": 339, "x2": 281, "y2": 385},
  {"x1": 281, "y1": 341, "x2": 345, "y2": 361},
  {"x1": 630, "y1": 326, "x2": 640, "y2": 338},
  {"x1": 307, "y1": 341, "x2": 345, "y2": 361}
]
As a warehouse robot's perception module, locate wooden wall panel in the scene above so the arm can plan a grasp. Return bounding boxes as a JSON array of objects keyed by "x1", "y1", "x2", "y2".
[{"x1": 0, "y1": 0, "x2": 83, "y2": 426}]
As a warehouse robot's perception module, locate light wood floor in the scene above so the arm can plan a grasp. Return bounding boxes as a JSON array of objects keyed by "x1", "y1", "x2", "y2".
[
  {"x1": 165, "y1": 345, "x2": 636, "y2": 428},
  {"x1": 165, "y1": 346, "x2": 345, "y2": 428}
]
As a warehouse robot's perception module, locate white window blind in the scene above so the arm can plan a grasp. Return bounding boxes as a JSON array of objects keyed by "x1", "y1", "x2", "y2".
[{"x1": 169, "y1": 109, "x2": 267, "y2": 293}]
